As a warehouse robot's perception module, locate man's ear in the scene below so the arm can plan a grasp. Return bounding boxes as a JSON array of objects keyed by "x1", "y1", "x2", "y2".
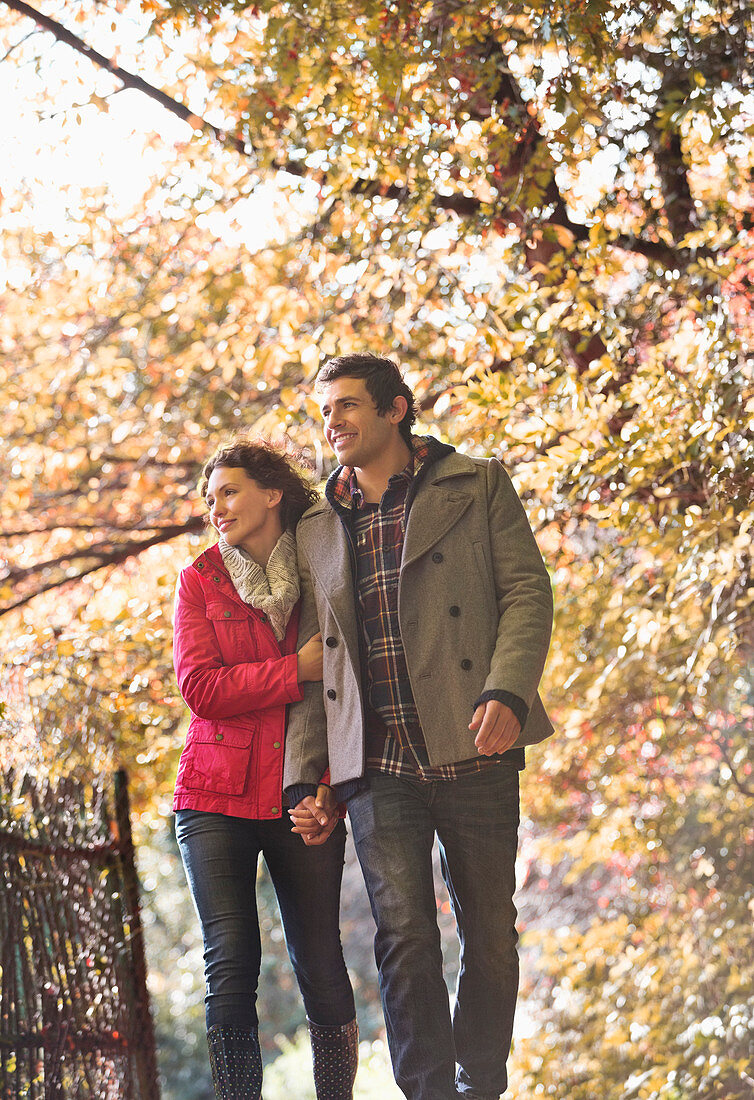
[{"x1": 389, "y1": 396, "x2": 408, "y2": 424}]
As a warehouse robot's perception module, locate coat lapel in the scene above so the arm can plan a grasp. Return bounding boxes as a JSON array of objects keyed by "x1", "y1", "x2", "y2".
[
  {"x1": 402, "y1": 479, "x2": 473, "y2": 569},
  {"x1": 300, "y1": 507, "x2": 362, "y2": 660}
]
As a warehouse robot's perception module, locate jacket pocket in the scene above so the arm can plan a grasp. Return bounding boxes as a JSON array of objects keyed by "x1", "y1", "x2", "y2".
[
  {"x1": 205, "y1": 600, "x2": 260, "y2": 663},
  {"x1": 180, "y1": 719, "x2": 256, "y2": 796},
  {"x1": 472, "y1": 540, "x2": 496, "y2": 605}
]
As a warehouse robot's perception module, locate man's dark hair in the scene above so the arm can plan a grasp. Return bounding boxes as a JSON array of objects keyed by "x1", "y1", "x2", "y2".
[
  {"x1": 200, "y1": 440, "x2": 318, "y2": 530},
  {"x1": 315, "y1": 353, "x2": 417, "y2": 445}
]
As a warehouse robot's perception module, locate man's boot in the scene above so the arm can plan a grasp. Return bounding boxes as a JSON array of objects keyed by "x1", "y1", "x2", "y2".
[
  {"x1": 206, "y1": 1024, "x2": 263, "y2": 1100},
  {"x1": 307, "y1": 1016, "x2": 359, "y2": 1099}
]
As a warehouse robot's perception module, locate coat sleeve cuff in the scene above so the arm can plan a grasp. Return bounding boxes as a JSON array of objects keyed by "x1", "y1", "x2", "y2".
[
  {"x1": 286, "y1": 653, "x2": 304, "y2": 702},
  {"x1": 285, "y1": 783, "x2": 318, "y2": 807},
  {"x1": 473, "y1": 690, "x2": 529, "y2": 730}
]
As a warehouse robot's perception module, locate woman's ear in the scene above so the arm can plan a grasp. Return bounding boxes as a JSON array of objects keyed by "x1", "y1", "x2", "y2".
[{"x1": 267, "y1": 487, "x2": 284, "y2": 509}]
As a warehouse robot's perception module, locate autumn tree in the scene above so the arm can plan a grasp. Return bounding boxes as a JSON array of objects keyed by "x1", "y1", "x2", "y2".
[{"x1": 1, "y1": 1, "x2": 752, "y2": 1096}]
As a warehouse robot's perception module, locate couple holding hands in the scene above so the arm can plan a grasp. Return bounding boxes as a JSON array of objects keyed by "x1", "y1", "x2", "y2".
[{"x1": 171, "y1": 353, "x2": 554, "y2": 1100}]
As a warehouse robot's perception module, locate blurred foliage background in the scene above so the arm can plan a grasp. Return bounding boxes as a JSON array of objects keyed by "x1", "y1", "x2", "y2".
[{"x1": 0, "y1": 0, "x2": 752, "y2": 1097}]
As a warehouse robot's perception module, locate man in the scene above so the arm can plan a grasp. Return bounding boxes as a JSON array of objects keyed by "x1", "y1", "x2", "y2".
[{"x1": 284, "y1": 353, "x2": 553, "y2": 1100}]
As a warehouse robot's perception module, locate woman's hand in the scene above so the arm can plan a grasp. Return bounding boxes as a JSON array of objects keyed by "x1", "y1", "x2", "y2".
[
  {"x1": 289, "y1": 784, "x2": 338, "y2": 845},
  {"x1": 297, "y1": 632, "x2": 323, "y2": 683}
]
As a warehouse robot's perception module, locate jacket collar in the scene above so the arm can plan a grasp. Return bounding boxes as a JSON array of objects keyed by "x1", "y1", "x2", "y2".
[{"x1": 191, "y1": 543, "x2": 249, "y2": 612}]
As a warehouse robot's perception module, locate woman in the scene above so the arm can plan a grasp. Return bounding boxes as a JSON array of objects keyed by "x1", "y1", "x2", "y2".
[{"x1": 172, "y1": 440, "x2": 357, "y2": 1100}]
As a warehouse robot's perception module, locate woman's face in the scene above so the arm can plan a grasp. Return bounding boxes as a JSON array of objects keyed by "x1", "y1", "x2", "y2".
[{"x1": 205, "y1": 466, "x2": 282, "y2": 550}]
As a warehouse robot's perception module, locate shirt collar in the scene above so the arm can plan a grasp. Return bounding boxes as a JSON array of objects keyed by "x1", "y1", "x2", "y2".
[{"x1": 331, "y1": 436, "x2": 435, "y2": 511}]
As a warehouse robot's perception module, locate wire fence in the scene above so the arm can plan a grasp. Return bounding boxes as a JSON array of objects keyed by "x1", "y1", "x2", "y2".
[{"x1": 0, "y1": 669, "x2": 160, "y2": 1100}]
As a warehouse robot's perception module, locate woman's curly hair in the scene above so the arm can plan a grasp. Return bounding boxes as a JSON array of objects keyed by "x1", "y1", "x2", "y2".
[{"x1": 199, "y1": 439, "x2": 318, "y2": 530}]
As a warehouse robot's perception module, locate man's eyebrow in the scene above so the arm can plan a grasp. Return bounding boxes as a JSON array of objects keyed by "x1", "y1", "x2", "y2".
[{"x1": 321, "y1": 394, "x2": 362, "y2": 407}]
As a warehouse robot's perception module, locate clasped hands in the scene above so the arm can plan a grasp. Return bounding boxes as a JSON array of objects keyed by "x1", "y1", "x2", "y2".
[{"x1": 289, "y1": 784, "x2": 339, "y2": 846}]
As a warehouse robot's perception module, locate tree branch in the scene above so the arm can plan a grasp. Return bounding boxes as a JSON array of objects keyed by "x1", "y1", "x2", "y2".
[
  {"x1": 0, "y1": 517, "x2": 205, "y2": 617},
  {"x1": 1, "y1": 0, "x2": 245, "y2": 152}
]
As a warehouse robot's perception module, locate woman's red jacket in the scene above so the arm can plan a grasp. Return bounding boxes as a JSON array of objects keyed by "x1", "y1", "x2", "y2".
[{"x1": 172, "y1": 543, "x2": 304, "y2": 820}]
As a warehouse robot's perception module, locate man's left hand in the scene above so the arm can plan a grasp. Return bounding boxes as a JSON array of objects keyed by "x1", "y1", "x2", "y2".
[{"x1": 469, "y1": 701, "x2": 521, "y2": 756}]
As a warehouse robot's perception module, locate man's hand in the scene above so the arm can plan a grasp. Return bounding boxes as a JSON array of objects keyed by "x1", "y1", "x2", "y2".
[
  {"x1": 469, "y1": 701, "x2": 521, "y2": 756},
  {"x1": 288, "y1": 784, "x2": 338, "y2": 846}
]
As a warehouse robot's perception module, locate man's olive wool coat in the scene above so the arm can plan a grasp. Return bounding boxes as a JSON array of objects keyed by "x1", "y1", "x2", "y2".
[{"x1": 284, "y1": 450, "x2": 554, "y2": 793}]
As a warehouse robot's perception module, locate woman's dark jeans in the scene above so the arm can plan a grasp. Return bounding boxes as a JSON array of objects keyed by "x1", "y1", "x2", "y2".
[{"x1": 175, "y1": 809, "x2": 355, "y2": 1030}]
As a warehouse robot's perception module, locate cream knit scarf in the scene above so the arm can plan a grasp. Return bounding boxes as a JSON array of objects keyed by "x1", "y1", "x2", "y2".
[{"x1": 218, "y1": 530, "x2": 299, "y2": 641}]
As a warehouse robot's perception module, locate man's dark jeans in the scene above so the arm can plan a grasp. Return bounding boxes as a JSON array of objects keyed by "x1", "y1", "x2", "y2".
[
  {"x1": 347, "y1": 766, "x2": 520, "y2": 1100},
  {"x1": 175, "y1": 810, "x2": 354, "y2": 1030}
]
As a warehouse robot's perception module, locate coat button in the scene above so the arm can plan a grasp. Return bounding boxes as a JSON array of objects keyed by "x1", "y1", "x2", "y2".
[
  {"x1": 326, "y1": 636, "x2": 337, "y2": 647},
  {"x1": 327, "y1": 689, "x2": 337, "y2": 700},
  {"x1": 213, "y1": 576, "x2": 220, "y2": 582},
  {"x1": 449, "y1": 605, "x2": 460, "y2": 617},
  {"x1": 461, "y1": 659, "x2": 473, "y2": 670},
  {"x1": 215, "y1": 732, "x2": 224, "y2": 741},
  {"x1": 273, "y1": 741, "x2": 281, "y2": 749},
  {"x1": 271, "y1": 806, "x2": 278, "y2": 814},
  {"x1": 432, "y1": 552, "x2": 443, "y2": 563},
  {"x1": 223, "y1": 610, "x2": 231, "y2": 618},
  {"x1": 196, "y1": 562, "x2": 204, "y2": 569}
]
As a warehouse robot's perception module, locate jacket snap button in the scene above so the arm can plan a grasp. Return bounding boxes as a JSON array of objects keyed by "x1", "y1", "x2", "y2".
[
  {"x1": 271, "y1": 806, "x2": 278, "y2": 814},
  {"x1": 196, "y1": 562, "x2": 204, "y2": 569},
  {"x1": 461, "y1": 659, "x2": 472, "y2": 670},
  {"x1": 273, "y1": 741, "x2": 281, "y2": 749},
  {"x1": 326, "y1": 636, "x2": 337, "y2": 647},
  {"x1": 327, "y1": 689, "x2": 337, "y2": 700},
  {"x1": 215, "y1": 732, "x2": 224, "y2": 741},
  {"x1": 449, "y1": 605, "x2": 460, "y2": 617},
  {"x1": 432, "y1": 552, "x2": 443, "y2": 563},
  {"x1": 213, "y1": 576, "x2": 220, "y2": 582},
  {"x1": 223, "y1": 610, "x2": 231, "y2": 618}
]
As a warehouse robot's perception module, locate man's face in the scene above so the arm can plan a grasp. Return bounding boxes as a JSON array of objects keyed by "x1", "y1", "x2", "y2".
[{"x1": 318, "y1": 377, "x2": 401, "y2": 470}]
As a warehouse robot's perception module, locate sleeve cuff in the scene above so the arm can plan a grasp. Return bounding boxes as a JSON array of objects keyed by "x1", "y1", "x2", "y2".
[
  {"x1": 473, "y1": 690, "x2": 529, "y2": 730},
  {"x1": 285, "y1": 783, "x2": 318, "y2": 807},
  {"x1": 286, "y1": 653, "x2": 304, "y2": 702}
]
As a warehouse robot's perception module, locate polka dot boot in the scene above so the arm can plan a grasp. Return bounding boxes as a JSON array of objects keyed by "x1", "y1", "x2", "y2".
[
  {"x1": 206, "y1": 1024, "x2": 262, "y2": 1100},
  {"x1": 307, "y1": 1016, "x2": 359, "y2": 1099}
]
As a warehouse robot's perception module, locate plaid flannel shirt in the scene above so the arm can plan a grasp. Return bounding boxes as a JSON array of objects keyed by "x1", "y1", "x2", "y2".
[{"x1": 329, "y1": 436, "x2": 523, "y2": 781}]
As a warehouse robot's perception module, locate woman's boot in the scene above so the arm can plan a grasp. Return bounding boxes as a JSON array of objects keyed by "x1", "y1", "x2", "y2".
[
  {"x1": 307, "y1": 1016, "x2": 359, "y2": 1099},
  {"x1": 206, "y1": 1024, "x2": 263, "y2": 1100}
]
